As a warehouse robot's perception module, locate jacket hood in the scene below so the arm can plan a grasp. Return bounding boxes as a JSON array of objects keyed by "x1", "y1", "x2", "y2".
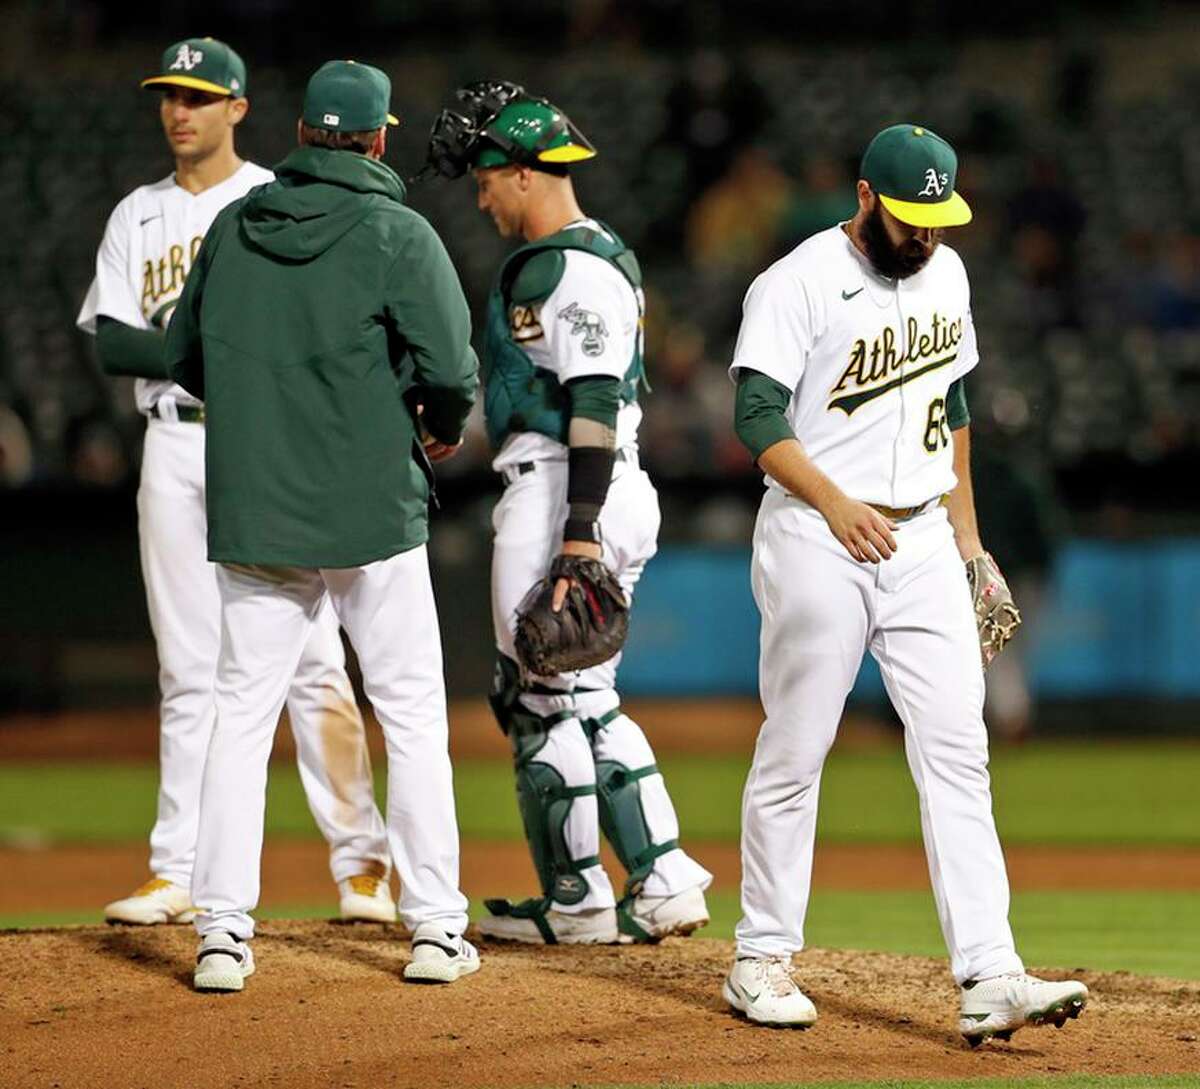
[{"x1": 241, "y1": 147, "x2": 407, "y2": 261}]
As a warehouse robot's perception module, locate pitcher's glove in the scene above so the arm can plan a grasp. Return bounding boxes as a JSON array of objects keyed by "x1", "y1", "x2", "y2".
[
  {"x1": 514, "y1": 555, "x2": 629, "y2": 676},
  {"x1": 965, "y1": 552, "x2": 1022, "y2": 669}
]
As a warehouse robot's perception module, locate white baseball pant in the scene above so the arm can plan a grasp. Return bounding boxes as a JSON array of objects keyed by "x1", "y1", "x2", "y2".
[
  {"x1": 491, "y1": 456, "x2": 712, "y2": 911},
  {"x1": 192, "y1": 546, "x2": 469, "y2": 940},
  {"x1": 736, "y1": 488, "x2": 1024, "y2": 984}
]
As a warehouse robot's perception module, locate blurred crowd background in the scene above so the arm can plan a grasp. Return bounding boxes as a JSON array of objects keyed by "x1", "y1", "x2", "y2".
[{"x1": 1, "y1": 0, "x2": 1197, "y2": 719}]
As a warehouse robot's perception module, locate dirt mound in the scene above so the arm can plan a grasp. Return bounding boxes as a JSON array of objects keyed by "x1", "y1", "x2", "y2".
[{"x1": 2, "y1": 923, "x2": 1197, "y2": 1089}]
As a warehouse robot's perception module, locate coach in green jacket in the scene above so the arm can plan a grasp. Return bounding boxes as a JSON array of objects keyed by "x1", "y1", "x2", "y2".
[
  {"x1": 164, "y1": 60, "x2": 482, "y2": 994},
  {"x1": 168, "y1": 72, "x2": 475, "y2": 568}
]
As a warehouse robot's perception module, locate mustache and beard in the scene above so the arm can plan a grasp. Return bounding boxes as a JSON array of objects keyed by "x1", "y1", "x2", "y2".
[{"x1": 860, "y1": 201, "x2": 943, "y2": 279}]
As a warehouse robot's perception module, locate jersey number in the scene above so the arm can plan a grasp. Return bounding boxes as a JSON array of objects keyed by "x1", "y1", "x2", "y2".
[{"x1": 923, "y1": 397, "x2": 950, "y2": 452}]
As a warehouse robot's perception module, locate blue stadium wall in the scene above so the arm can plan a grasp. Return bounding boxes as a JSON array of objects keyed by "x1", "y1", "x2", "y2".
[{"x1": 619, "y1": 542, "x2": 1200, "y2": 699}]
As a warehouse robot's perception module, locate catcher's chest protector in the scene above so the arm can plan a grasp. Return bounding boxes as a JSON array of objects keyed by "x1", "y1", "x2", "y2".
[{"x1": 483, "y1": 222, "x2": 646, "y2": 451}]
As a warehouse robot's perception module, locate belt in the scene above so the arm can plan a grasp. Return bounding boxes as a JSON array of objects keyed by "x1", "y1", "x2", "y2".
[
  {"x1": 868, "y1": 495, "x2": 945, "y2": 523},
  {"x1": 501, "y1": 449, "x2": 631, "y2": 486},
  {"x1": 149, "y1": 403, "x2": 205, "y2": 424}
]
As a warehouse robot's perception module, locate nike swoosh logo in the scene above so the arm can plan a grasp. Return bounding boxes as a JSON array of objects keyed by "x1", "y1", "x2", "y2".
[
  {"x1": 738, "y1": 983, "x2": 762, "y2": 1003},
  {"x1": 828, "y1": 352, "x2": 957, "y2": 415},
  {"x1": 139, "y1": 214, "x2": 163, "y2": 227},
  {"x1": 841, "y1": 287, "x2": 863, "y2": 300}
]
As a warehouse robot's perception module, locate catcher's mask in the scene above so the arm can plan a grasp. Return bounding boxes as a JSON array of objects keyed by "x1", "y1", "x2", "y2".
[{"x1": 420, "y1": 80, "x2": 595, "y2": 180}]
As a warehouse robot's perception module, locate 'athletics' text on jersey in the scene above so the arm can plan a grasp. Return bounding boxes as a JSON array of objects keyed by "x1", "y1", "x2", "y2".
[
  {"x1": 730, "y1": 223, "x2": 979, "y2": 508},
  {"x1": 78, "y1": 162, "x2": 273, "y2": 414}
]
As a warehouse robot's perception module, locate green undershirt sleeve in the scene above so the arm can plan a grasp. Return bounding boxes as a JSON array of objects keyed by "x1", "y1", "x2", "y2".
[
  {"x1": 946, "y1": 377, "x2": 970, "y2": 430},
  {"x1": 95, "y1": 316, "x2": 171, "y2": 380},
  {"x1": 734, "y1": 368, "x2": 795, "y2": 461},
  {"x1": 566, "y1": 374, "x2": 620, "y2": 429}
]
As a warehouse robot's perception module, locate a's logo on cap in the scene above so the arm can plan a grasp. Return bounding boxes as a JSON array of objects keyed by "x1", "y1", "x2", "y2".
[
  {"x1": 918, "y1": 168, "x2": 949, "y2": 197},
  {"x1": 323, "y1": 113, "x2": 340, "y2": 126},
  {"x1": 169, "y1": 44, "x2": 203, "y2": 72}
]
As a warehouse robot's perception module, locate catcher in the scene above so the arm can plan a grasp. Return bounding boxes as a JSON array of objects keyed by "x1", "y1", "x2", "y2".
[{"x1": 424, "y1": 82, "x2": 711, "y2": 944}]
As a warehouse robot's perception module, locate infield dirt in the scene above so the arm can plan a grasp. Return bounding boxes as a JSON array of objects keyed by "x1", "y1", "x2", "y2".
[
  {"x1": 4, "y1": 703, "x2": 1198, "y2": 1087},
  {"x1": 3, "y1": 923, "x2": 1199, "y2": 1089}
]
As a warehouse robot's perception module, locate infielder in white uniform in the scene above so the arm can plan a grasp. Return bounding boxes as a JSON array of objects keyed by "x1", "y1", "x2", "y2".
[
  {"x1": 77, "y1": 38, "x2": 394, "y2": 928},
  {"x1": 425, "y1": 83, "x2": 711, "y2": 943},
  {"x1": 724, "y1": 125, "x2": 1088, "y2": 1045}
]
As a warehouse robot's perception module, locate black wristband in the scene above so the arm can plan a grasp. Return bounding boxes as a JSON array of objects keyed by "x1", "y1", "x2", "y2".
[
  {"x1": 566, "y1": 445, "x2": 615, "y2": 541},
  {"x1": 563, "y1": 516, "x2": 601, "y2": 543}
]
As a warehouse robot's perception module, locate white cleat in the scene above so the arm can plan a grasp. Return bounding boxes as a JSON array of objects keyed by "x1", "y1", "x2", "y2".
[
  {"x1": 723, "y1": 955, "x2": 818, "y2": 1028},
  {"x1": 479, "y1": 901, "x2": 619, "y2": 945},
  {"x1": 194, "y1": 931, "x2": 255, "y2": 993},
  {"x1": 403, "y1": 923, "x2": 481, "y2": 983},
  {"x1": 620, "y1": 885, "x2": 710, "y2": 942},
  {"x1": 959, "y1": 972, "x2": 1088, "y2": 1046},
  {"x1": 338, "y1": 872, "x2": 397, "y2": 923},
  {"x1": 104, "y1": 878, "x2": 197, "y2": 925}
]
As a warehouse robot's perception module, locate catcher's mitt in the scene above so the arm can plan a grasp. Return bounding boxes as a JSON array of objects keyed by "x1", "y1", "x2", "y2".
[
  {"x1": 514, "y1": 555, "x2": 629, "y2": 676},
  {"x1": 965, "y1": 552, "x2": 1022, "y2": 669}
]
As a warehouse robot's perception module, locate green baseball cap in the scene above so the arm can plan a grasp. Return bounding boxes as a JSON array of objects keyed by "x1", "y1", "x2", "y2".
[
  {"x1": 302, "y1": 60, "x2": 399, "y2": 133},
  {"x1": 473, "y1": 98, "x2": 595, "y2": 169},
  {"x1": 141, "y1": 37, "x2": 246, "y2": 97},
  {"x1": 860, "y1": 123, "x2": 972, "y2": 228}
]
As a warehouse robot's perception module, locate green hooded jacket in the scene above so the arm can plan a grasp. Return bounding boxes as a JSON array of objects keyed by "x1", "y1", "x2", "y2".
[{"x1": 165, "y1": 146, "x2": 478, "y2": 568}]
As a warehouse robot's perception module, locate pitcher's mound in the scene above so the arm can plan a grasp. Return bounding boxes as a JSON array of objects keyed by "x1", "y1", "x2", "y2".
[{"x1": 3, "y1": 922, "x2": 1197, "y2": 1088}]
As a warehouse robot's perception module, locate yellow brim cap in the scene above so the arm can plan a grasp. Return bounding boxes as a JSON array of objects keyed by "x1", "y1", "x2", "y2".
[
  {"x1": 879, "y1": 190, "x2": 972, "y2": 228},
  {"x1": 141, "y1": 74, "x2": 236, "y2": 96},
  {"x1": 387, "y1": 113, "x2": 400, "y2": 126},
  {"x1": 537, "y1": 144, "x2": 596, "y2": 164}
]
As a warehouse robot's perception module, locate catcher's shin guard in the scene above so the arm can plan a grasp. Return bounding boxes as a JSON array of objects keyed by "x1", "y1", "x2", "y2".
[
  {"x1": 490, "y1": 655, "x2": 599, "y2": 906},
  {"x1": 591, "y1": 738, "x2": 680, "y2": 942}
]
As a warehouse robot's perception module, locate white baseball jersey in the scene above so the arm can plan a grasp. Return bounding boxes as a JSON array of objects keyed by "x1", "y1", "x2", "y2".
[
  {"x1": 730, "y1": 223, "x2": 979, "y2": 508},
  {"x1": 77, "y1": 161, "x2": 273, "y2": 413},
  {"x1": 493, "y1": 218, "x2": 644, "y2": 473}
]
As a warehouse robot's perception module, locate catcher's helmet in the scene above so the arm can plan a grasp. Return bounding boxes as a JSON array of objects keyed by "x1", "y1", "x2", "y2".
[{"x1": 423, "y1": 80, "x2": 595, "y2": 180}]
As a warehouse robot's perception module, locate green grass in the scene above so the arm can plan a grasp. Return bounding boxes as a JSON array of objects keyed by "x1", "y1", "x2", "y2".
[
  {"x1": 2, "y1": 741, "x2": 1198, "y2": 846},
  {"x1": 8, "y1": 889, "x2": 1197, "y2": 979},
  {"x1": 702, "y1": 889, "x2": 1200, "y2": 979}
]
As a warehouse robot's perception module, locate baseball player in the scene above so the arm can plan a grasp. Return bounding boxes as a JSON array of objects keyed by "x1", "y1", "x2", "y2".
[
  {"x1": 424, "y1": 83, "x2": 712, "y2": 944},
  {"x1": 77, "y1": 39, "x2": 394, "y2": 927},
  {"x1": 165, "y1": 59, "x2": 480, "y2": 991},
  {"x1": 724, "y1": 125, "x2": 1088, "y2": 1044}
]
